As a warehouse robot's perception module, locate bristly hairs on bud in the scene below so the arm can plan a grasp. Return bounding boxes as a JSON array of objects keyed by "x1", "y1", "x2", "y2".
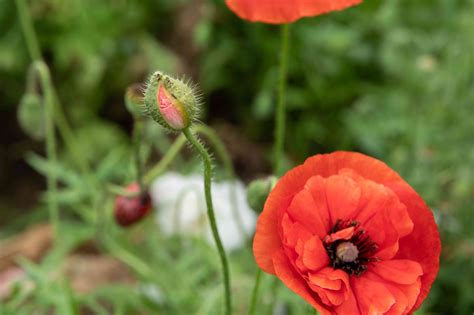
[{"x1": 143, "y1": 71, "x2": 202, "y2": 131}]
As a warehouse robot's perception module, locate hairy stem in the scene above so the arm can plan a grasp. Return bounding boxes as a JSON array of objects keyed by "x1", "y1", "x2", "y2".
[
  {"x1": 32, "y1": 61, "x2": 59, "y2": 238},
  {"x1": 183, "y1": 127, "x2": 232, "y2": 315},
  {"x1": 194, "y1": 124, "x2": 248, "y2": 241}
]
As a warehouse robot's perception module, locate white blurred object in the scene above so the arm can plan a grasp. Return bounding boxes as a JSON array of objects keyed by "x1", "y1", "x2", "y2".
[{"x1": 151, "y1": 172, "x2": 256, "y2": 251}]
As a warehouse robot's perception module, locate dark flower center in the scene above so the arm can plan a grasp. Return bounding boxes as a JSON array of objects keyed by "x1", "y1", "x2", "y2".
[{"x1": 324, "y1": 219, "x2": 379, "y2": 276}]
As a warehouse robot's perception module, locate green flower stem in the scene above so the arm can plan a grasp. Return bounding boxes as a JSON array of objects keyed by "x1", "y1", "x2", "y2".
[
  {"x1": 183, "y1": 127, "x2": 232, "y2": 315},
  {"x1": 194, "y1": 124, "x2": 248, "y2": 241},
  {"x1": 250, "y1": 23, "x2": 290, "y2": 315},
  {"x1": 143, "y1": 124, "x2": 241, "y2": 188},
  {"x1": 17, "y1": 1, "x2": 58, "y2": 236},
  {"x1": 248, "y1": 268, "x2": 262, "y2": 315},
  {"x1": 31, "y1": 61, "x2": 59, "y2": 238},
  {"x1": 143, "y1": 134, "x2": 187, "y2": 186},
  {"x1": 273, "y1": 23, "x2": 290, "y2": 176},
  {"x1": 16, "y1": 0, "x2": 91, "y2": 177},
  {"x1": 132, "y1": 118, "x2": 145, "y2": 191},
  {"x1": 15, "y1": 0, "x2": 41, "y2": 60}
]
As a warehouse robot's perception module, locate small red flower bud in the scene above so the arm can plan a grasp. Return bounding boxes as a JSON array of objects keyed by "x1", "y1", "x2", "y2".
[{"x1": 114, "y1": 183, "x2": 152, "y2": 227}]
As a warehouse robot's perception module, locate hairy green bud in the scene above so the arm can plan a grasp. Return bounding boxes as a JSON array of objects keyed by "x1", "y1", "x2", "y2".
[{"x1": 144, "y1": 71, "x2": 200, "y2": 131}]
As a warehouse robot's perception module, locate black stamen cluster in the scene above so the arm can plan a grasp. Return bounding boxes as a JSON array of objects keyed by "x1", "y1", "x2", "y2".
[{"x1": 324, "y1": 219, "x2": 379, "y2": 276}]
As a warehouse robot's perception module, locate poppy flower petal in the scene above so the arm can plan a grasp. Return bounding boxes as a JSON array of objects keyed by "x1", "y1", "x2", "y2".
[
  {"x1": 325, "y1": 175, "x2": 361, "y2": 224},
  {"x1": 351, "y1": 274, "x2": 396, "y2": 315},
  {"x1": 355, "y1": 178, "x2": 413, "y2": 240},
  {"x1": 254, "y1": 161, "x2": 317, "y2": 273},
  {"x1": 308, "y1": 268, "x2": 350, "y2": 306},
  {"x1": 325, "y1": 226, "x2": 356, "y2": 243},
  {"x1": 334, "y1": 286, "x2": 361, "y2": 315},
  {"x1": 354, "y1": 179, "x2": 392, "y2": 223},
  {"x1": 388, "y1": 181, "x2": 441, "y2": 311},
  {"x1": 273, "y1": 250, "x2": 332, "y2": 315},
  {"x1": 305, "y1": 175, "x2": 331, "y2": 231},
  {"x1": 282, "y1": 214, "x2": 312, "y2": 248},
  {"x1": 287, "y1": 186, "x2": 329, "y2": 238},
  {"x1": 364, "y1": 210, "x2": 400, "y2": 260},
  {"x1": 225, "y1": 0, "x2": 363, "y2": 24},
  {"x1": 305, "y1": 151, "x2": 402, "y2": 185},
  {"x1": 398, "y1": 278, "x2": 422, "y2": 312},
  {"x1": 364, "y1": 270, "x2": 422, "y2": 314},
  {"x1": 384, "y1": 284, "x2": 409, "y2": 315},
  {"x1": 371, "y1": 260, "x2": 423, "y2": 285},
  {"x1": 302, "y1": 236, "x2": 330, "y2": 271}
]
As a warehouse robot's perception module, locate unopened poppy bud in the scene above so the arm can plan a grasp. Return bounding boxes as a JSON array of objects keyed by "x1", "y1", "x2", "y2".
[
  {"x1": 125, "y1": 83, "x2": 145, "y2": 118},
  {"x1": 246, "y1": 176, "x2": 278, "y2": 214},
  {"x1": 114, "y1": 183, "x2": 152, "y2": 227},
  {"x1": 143, "y1": 71, "x2": 199, "y2": 131},
  {"x1": 17, "y1": 93, "x2": 45, "y2": 141}
]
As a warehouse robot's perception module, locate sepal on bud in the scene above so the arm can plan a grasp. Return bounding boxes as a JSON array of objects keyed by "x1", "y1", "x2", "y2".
[
  {"x1": 246, "y1": 176, "x2": 278, "y2": 214},
  {"x1": 143, "y1": 71, "x2": 199, "y2": 131}
]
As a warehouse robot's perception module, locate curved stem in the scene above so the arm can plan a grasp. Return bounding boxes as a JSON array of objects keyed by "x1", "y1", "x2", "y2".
[
  {"x1": 15, "y1": 0, "x2": 41, "y2": 60},
  {"x1": 194, "y1": 125, "x2": 234, "y2": 178},
  {"x1": 143, "y1": 134, "x2": 187, "y2": 186},
  {"x1": 143, "y1": 124, "x2": 240, "y2": 188},
  {"x1": 273, "y1": 23, "x2": 290, "y2": 176},
  {"x1": 183, "y1": 127, "x2": 232, "y2": 315},
  {"x1": 16, "y1": 1, "x2": 58, "y2": 236},
  {"x1": 16, "y1": 0, "x2": 91, "y2": 176},
  {"x1": 32, "y1": 61, "x2": 59, "y2": 238},
  {"x1": 194, "y1": 124, "x2": 248, "y2": 241},
  {"x1": 247, "y1": 268, "x2": 262, "y2": 315}
]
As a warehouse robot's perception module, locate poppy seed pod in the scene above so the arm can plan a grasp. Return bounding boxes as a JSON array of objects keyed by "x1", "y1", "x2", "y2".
[
  {"x1": 143, "y1": 71, "x2": 199, "y2": 131},
  {"x1": 114, "y1": 183, "x2": 152, "y2": 227}
]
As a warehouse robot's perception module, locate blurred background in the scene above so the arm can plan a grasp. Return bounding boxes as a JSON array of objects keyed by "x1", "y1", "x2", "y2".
[{"x1": 1, "y1": 0, "x2": 473, "y2": 314}]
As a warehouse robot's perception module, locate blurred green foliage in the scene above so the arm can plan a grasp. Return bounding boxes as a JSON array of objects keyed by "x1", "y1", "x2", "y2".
[{"x1": 1, "y1": 0, "x2": 473, "y2": 314}]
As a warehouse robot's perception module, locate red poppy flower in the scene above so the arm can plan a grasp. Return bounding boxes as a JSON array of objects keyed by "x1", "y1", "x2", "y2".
[
  {"x1": 253, "y1": 152, "x2": 440, "y2": 314},
  {"x1": 114, "y1": 183, "x2": 152, "y2": 227},
  {"x1": 225, "y1": 0, "x2": 363, "y2": 24}
]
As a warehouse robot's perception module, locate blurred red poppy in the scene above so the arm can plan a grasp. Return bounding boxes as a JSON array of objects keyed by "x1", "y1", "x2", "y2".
[
  {"x1": 114, "y1": 183, "x2": 152, "y2": 227},
  {"x1": 225, "y1": 0, "x2": 363, "y2": 24},
  {"x1": 253, "y1": 152, "x2": 440, "y2": 314}
]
